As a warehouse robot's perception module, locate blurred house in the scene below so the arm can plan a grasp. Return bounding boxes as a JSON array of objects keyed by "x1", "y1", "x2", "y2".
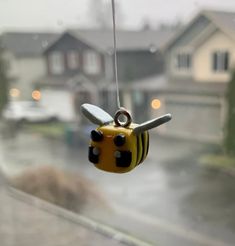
[
  {"x1": 159, "y1": 10, "x2": 235, "y2": 142},
  {"x1": 1, "y1": 32, "x2": 58, "y2": 100},
  {"x1": 35, "y1": 29, "x2": 174, "y2": 122}
]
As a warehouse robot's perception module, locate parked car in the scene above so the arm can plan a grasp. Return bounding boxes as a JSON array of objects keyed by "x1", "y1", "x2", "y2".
[{"x1": 2, "y1": 101, "x2": 58, "y2": 123}]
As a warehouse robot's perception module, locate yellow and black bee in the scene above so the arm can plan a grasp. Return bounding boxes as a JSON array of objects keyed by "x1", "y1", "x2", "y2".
[{"x1": 81, "y1": 103, "x2": 171, "y2": 173}]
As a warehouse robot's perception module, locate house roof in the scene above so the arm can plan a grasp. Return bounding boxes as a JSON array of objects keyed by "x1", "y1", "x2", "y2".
[
  {"x1": 65, "y1": 29, "x2": 175, "y2": 52},
  {"x1": 1, "y1": 32, "x2": 59, "y2": 57},
  {"x1": 126, "y1": 75, "x2": 167, "y2": 91},
  {"x1": 116, "y1": 73, "x2": 226, "y2": 95},
  {"x1": 204, "y1": 10, "x2": 235, "y2": 39},
  {"x1": 35, "y1": 73, "x2": 103, "y2": 90},
  {"x1": 1, "y1": 29, "x2": 175, "y2": 56},
  {"x1": 164, "y1": 9, "x2": 235, "y2": 50},
  {"x1": 162, "y1": 79, "x2": 227, "y2": 96}
]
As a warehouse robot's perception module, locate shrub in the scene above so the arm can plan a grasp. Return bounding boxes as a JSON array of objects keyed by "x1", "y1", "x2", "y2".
[
  {"x1": 200, "y1": 154, "x2": 235, "y2": 168},
  {"x1": 224, "y1": 69, "x2": 235, "y2": 155},
  {"x1": 10, "y1": 166, "x2": 107, "y2": 212}
]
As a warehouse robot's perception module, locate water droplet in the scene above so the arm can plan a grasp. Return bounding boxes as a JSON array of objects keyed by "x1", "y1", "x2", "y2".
[
  {"x1": 32, "y1": 34, "x2": 38, "y2": 40},
  {"x1": 42, "y1": 40, "x2": 49, "y2": 48}
]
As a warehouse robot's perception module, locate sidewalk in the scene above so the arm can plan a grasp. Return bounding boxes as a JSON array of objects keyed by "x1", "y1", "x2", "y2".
[{"x1": 0, "y1": 171, "x2": 152, "y2": 246}]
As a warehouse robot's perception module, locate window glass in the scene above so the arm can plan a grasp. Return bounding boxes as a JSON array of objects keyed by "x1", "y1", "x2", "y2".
[
  {"x1": 49, "y1": 51, "x2": 64, "y2": 75},
  {"x1": 83, "y1": 50, "x2": 101, "y2": 74},
  {"x1": 175, "y1": 53, "x2": 192, "y2": 70},
  {"x1": 212, "y1": 51, "x2": 229, "y2": 72},
  {"x1": 67, "y1": 51, "x2": 79, "y2": 70},
  {"x1": 1, "y1": 2, "x2": 235, "y2": 246}
]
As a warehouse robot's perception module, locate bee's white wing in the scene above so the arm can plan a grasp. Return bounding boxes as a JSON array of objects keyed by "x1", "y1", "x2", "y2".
[
  {"x1": 133, "y1": 114, "x2": 172, "y2": 135},
  {"x1": 81, "y1": 103, "x2": 114, "y2": 125}
]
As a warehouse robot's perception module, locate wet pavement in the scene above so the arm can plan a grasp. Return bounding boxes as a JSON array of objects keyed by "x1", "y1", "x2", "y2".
[
  {"x1": 0, "y1": 174, "x2": 135, "y2": 246},
  {"x1": 0, "y1": 129, "x2": 235, "y2": 246}
]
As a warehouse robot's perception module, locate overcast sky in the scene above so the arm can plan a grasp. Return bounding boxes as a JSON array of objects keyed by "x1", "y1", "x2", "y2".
[{"x1": 0, "y1": 0, "x2": 235, "y2": 32}]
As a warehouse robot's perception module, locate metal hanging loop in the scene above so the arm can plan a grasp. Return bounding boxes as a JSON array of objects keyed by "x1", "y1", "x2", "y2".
[{"x1": 114, "y1": 108, "x2": 132, "y2": 127}]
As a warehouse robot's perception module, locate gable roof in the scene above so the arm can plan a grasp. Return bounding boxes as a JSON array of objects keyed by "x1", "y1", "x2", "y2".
[
  {"x1": 204, "y1": 10, "x2": 235, "y2": 39},
  {"x1": 48, "y1": 29, "x2": 175, "y2": 53},
  {"x1": 164, "y1": 9, "x2": 235, "y2": 50},
  {"x1": 1, "y1": 32, "x2": 59, "y2": 57}
]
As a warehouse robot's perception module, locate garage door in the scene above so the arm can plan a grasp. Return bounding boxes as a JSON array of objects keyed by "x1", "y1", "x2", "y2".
[
  {"x1": 165, "y1": 99, "x2": 222, "y2": 141},
  {"x1": 40, "y1": 89, "x2": 75, "y2": 121}
]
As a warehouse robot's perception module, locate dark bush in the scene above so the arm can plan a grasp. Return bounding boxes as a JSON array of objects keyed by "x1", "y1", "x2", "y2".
[{"x1": 10, "y1": 166, "x2": 108, "y2": 212}]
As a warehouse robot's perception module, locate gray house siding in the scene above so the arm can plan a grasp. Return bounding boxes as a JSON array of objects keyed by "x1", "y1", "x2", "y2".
[
  {"x1": 41, "y1": 30, "x2": 171, "y2": 123},
  {"x1": 117, "y1": 51, "x2": 164, "y2": 81},
  {"x1": 44, "y1": 33, "x2": 105, "y2": 80}
]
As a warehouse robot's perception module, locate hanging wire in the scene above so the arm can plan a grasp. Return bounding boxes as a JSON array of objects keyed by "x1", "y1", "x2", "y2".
[{"x1": 111, "y1": 0, "x2": 121, "y2": 109}]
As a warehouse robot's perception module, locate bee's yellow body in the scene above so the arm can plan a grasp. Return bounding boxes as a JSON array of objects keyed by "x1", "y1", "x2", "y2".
[
  {"x1": 89, "y1": 123, "x2": 149, "y2": 173},
  {"x1": 81, "y1": 103, "x2": 171, "y2": 174}
]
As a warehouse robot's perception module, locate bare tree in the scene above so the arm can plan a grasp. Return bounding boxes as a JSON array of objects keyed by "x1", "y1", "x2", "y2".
[
  {"x1": 88, "y1": 0, "x2": 124, "y2": 29},
  {"x1": 157, "y1": 19, "x2": 183, "y2": 31}
]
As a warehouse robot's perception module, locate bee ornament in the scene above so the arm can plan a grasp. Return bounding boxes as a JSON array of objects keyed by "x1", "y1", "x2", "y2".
[{"x1": 81, "y1": 103, "x2": 172, "y2": 173}]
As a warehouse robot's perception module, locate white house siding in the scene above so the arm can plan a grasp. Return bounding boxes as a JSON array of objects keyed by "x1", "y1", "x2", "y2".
[
  {"x1": 156, "y1": 94, "x2": 224, "y2": 142},
  {"x1": 193, "y1": 30, "x2": 235, "y2": 82},
  {"x1": 40, "y1": 89, "x2": 75, "y2": 121},
  {"x1": 7, "y1": 55, "x2": 47, "y2": 99}
]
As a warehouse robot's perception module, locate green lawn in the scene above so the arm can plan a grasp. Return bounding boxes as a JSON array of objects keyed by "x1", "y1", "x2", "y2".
[
  {"x1": 25, "y1": 122, "x2": 66, "y2": 139},
  {"x1": 200, "y1": 154, "x2": 235, "y2": 169}
]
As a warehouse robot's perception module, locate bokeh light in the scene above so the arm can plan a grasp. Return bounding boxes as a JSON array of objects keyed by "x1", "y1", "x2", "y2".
[
  {"x1": 32, "y1": 90, "x2": 41, "y2": 101},
  {"x1": 151, "y1": 99, "x2": 161, "y2": 110},
  {"x1": 9, "y1": 88, "x2": 20, "y2": 98}
]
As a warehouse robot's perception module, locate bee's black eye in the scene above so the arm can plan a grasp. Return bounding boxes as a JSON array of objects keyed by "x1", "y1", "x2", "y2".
[
  {"x1": 114, "y1": 151, "x2": 132, "y2": 167},
  {"x1": 114, "y1": 134, "x2": 126, "y2": 146},
  {"x1": 91, "y1": 130, "x2": 103, "y2": 142}
]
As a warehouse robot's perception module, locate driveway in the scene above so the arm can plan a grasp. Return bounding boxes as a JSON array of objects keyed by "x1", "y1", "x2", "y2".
[{"x1": 1, "y1": 130, "x2": 235, "y2": 246}]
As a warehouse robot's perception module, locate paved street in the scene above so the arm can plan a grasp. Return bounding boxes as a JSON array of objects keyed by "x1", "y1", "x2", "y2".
[{"x1": 1, "y1": 130, "x2": 235, "y2": 246}]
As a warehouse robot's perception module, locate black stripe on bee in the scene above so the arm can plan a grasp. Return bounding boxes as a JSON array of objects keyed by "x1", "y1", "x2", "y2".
[
  {"x1": 136, "y1": 134, "x2": 141, "y2": 165},
  {"x1": 136, "y1": 133, "x2": 143, "y2": 166},
  {"x1": 136, "y1": 134, "x2": 139, "y2": 160},
  {"x1": 144, "y1": 132, "x2": 149, "y2": 160},
  {"x1": 136, "y1": 132, "x2": 149, "y2": 166},
  {"x1": 139, "y1": 133, "x2": 145, "y2": 164},
  {"x1": 146, "y1": 132, "x2": 149, "y2": 156}
]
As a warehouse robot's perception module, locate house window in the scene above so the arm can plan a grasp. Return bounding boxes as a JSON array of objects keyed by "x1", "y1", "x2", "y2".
[
  {"x1": 175, "y1": 53, "x2": 192, "y2": 70},
  {"x1": 49, "y1": 51, "x2": 64, "y2": 74},
  {"x1": 67, "y1": 51, "x2": 79, "y2": 70},
  {"x1": 83, "y1": 50, "x2": 101, "y2": 74},
  {"x1": 212, "y1": 51, "x2": 229, "y2": 72}
]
